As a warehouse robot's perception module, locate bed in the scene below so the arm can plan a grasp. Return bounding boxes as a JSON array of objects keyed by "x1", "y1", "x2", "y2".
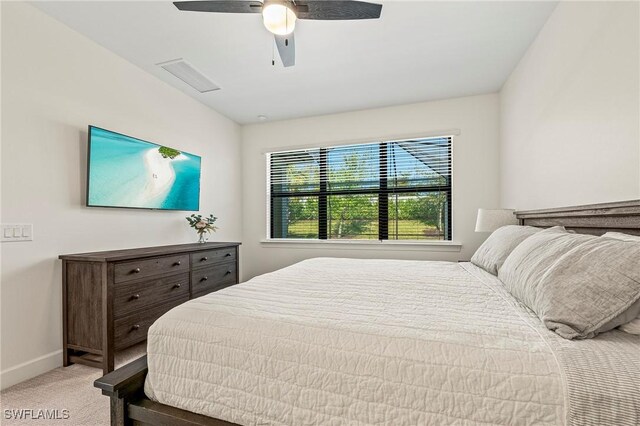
[{"x1": 95, "y1": 200, "x2": 640, "y2": 426}]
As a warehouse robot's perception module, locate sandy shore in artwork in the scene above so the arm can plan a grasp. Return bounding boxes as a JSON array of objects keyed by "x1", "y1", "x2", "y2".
[{"x1": 140, "y1": 148, "x2": 176, "y2": 205}]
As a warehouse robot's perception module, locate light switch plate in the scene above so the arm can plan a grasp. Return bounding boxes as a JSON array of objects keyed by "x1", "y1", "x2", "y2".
[{"x1": 1, "y1": 224, "x2": 33, "y2": 242}]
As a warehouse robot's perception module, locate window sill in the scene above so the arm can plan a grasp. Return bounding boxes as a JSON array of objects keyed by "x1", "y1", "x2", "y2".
[{"x1": 260, "y1": 239, "x2": 462, "y2": 252}]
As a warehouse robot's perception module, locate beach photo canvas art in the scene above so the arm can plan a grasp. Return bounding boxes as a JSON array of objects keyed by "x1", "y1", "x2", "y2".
[{"x1": 87, "y1": 126, "x2": 201, "y2": 210}]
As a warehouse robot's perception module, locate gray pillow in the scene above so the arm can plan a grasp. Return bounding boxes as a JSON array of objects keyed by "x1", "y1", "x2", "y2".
[
  {"x1": 471, "y1": 225, "x2": 541, "y2": 275},
  {"x1": 533, "y1": 238, "x2": 640, "y2": 339},
  {"x1": 498, "y1": 227, "x2": 596, "y2": 310},
  {"x1": 602, "y1": 233, "x2": 640, "y2": 334}
]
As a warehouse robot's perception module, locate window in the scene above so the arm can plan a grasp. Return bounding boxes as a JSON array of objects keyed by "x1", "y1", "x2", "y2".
[{"x1": 268, "y1": 136, "x2": 452, "y2": 241}]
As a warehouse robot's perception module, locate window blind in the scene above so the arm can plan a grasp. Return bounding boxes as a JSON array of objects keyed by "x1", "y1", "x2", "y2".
[{"x1": 268, "y1": 136, "x2": 452, "y2": 240}]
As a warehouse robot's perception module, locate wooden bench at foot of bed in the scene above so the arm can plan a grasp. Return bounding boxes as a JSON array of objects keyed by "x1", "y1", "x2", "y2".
[{"x1": 94, "y1": 355, "x2": 237, "y2": 426}]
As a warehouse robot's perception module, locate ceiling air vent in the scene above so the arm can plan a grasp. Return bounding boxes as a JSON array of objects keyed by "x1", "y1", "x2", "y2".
[{"x1": 157, "y1": 59, "x2": 220, "y2": 93}]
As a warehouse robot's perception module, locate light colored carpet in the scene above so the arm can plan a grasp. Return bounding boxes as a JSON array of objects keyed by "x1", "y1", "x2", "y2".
[{"x1": 0, "y1": 344, "x2": 146, "y2": 425}]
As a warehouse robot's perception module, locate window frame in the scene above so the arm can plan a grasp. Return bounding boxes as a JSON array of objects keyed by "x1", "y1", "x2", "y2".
[{"x1": 267, "y1": 136, "x2": 453, "y2": 242}]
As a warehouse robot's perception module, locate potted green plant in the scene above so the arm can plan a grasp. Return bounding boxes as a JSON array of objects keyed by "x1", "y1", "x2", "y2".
[{"x1": 186, "y1": 214, "x2": 218, "y2": 243}]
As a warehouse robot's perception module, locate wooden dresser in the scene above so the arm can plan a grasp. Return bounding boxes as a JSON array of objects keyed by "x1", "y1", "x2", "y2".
[{"x1": 59, "y1": 242, "x2": 240, "y2": 374}]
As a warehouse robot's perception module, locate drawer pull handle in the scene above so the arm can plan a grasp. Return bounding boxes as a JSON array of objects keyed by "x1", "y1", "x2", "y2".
[
  {"x1": 173, "y1": 283, "x2": 182, "y2": 289},
  {"x1": 225, "y1": 270, "x2": 232, "y2": 275},
  {"x1": 132, "y1": 268, "x2": 141, "y2": 274},
  {"x1": 201, "y1": 256, "x2": 208, "y2": 262},
  {"x1": 225, "y1": 253, "x2": 232, "y2": 257},
  {"x1": 174, "y1": 260, "x2": 182, "y2": 266},
  {"x1": 131, "y1": 294, "x2": 140, "y2": 300},
  {"x1": 201, "y1": 276, "x2": 208, "y2": 282},
  {"x1": 131, "y1": 324, "x2": 140, "y2": 331}
]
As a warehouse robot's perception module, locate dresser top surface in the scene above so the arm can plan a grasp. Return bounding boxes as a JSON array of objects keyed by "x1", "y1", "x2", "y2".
[{"x1": 59, "y1": 242, "x2": 241, "y2": 262}]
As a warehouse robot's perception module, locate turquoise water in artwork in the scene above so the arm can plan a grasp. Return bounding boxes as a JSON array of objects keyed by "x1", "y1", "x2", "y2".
[{"x1": 88, "y1": 127, "x2": 201, "y2": 210}]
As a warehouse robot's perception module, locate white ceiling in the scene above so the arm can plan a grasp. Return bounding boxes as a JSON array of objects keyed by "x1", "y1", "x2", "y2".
[{"x1": 32, "y1": 1, "x2": 557, "y2": 124}]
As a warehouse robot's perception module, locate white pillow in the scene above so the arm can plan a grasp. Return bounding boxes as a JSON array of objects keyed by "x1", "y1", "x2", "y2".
[
  {"x1": 603, "y1": 231, "x2": 640, "y2": 242},
  {"x1": 471, "y1": 225, "x2": 541, "y2": 275},
  {"x1": 619, "y1": 318, "x2": 640, "y2": 335}
]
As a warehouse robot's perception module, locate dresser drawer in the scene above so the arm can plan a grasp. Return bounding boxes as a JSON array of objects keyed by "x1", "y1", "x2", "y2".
[
  {"x1": 113, "y1": 273, "x2": 189, "y2": 319},
  {"x1": 191, "y1": 263, "x2": 237, "y2": 297},
  {"x1": 114, "y1": 254, "x2": 189, "y2": 283},
  {"x1": 191, "y1": 247, "x2": 236, "y2": 269},
  {"x1": 192, "y1": 282, "x2": 236, "y2": 299},
  {"x1": 114, "y1": 296, "x2": 187, "y2": 350}
]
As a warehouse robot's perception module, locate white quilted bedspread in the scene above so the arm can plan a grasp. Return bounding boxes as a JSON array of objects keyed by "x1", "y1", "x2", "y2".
[{"x1": 144, "y1": 258, "x2": 638, "y2": 425}]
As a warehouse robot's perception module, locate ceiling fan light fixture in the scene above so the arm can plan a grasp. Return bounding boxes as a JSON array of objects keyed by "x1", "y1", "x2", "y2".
[{"x1": 262, "y1": 3, "x2": 296, "y2": 35}]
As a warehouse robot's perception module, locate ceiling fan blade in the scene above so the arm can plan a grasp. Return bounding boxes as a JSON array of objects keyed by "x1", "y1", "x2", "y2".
[
  {"x1": 173, "y1": 1, "x2": 262, "y2": 14},
  {"x1": 275, "y1": 34, "x2": 296, "y2": 67},
  {"x1": 295, "y1": 1, "x2": 382, "y2": 20}
]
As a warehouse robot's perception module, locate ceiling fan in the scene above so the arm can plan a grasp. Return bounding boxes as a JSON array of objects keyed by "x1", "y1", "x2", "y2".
[{"x1": 173, "y1": 0, "x2": 383, "y2": 67}]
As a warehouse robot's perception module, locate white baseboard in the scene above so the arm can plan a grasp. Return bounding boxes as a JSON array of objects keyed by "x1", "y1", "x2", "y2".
[{"x1": 0, "y1": 350, "x2": 63, "y2": 390}]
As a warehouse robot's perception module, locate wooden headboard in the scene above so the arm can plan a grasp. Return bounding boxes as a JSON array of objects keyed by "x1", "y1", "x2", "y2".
[{"x1": 516, "y1": 199, "x2": 640, "y2": 236}]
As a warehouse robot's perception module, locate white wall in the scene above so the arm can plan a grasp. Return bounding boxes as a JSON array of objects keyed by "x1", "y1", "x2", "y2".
[
  {"x1": 241, "y1": 94, "x2": 500, "y2": 279},
  {"x1": 500, "y1": 1, "x2": 640, "y2": 210},
  {"x1": 0, "y1": 3, "x2": 242, "y2": 389}
]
